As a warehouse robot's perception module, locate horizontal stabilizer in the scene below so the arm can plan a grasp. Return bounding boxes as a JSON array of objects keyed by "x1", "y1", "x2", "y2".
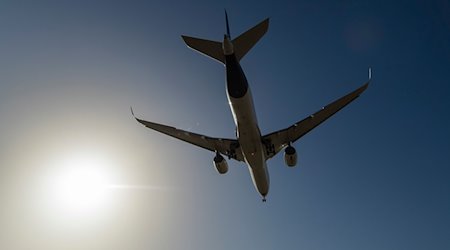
[
  {"x1": 181, "y1": 36, "x2": 225, "y2": 63},
  {"x1": 232, "y1": 18, "x2": 269, "y2": 61},
  {"x1": 182, "y1": 16, "x2": 269, "y2": 63}
]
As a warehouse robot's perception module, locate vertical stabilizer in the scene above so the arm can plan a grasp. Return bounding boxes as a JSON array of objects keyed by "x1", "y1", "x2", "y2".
[{"x1": 225, "y1": 10, "x2": 231, "y2": 38}]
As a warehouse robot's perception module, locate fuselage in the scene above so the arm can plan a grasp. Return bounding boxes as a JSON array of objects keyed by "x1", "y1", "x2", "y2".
[
  {"x1": 223, "y1": 40, "x2": 270, "y2": 198},
  {"x1": 135, "y1": 16, "x2": 368, "y2": 202}
]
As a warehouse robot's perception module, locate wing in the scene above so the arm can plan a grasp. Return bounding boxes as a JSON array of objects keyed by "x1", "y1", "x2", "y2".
[
  {"x1": 132, "y1": 112, "x2": 244, "y2": 162},
  {"x1": 262, "y1": 82, "x2": 369, "y2": 159}
]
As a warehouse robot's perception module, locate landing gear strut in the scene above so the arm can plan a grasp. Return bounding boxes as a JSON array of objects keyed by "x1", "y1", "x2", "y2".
[{"x1": 262, "y1": 197, "x2": 267, "y2": 202}]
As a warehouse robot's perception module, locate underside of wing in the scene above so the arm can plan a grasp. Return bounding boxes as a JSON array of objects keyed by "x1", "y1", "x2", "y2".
[
  {"x1": 262, "y1": 82, "x2": 369, "y2": 159},
  {"x1": 132, "y1": 113, "x2": 244, "y2": 162}
]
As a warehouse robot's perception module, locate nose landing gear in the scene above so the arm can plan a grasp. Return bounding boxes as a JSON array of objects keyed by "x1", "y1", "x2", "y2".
[{"x1": 262, "y1": 197, "x2": 267, "y2": 202}]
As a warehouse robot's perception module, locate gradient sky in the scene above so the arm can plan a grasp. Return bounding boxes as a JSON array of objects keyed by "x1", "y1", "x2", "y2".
[{"x1": 1, "y1": 1, "x2": 449, "y2": 250}]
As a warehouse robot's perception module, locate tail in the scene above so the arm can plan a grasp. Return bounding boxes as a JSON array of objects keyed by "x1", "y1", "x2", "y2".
[{"x1": 181, "y1": 12, "x2": 269, "y2": 64}]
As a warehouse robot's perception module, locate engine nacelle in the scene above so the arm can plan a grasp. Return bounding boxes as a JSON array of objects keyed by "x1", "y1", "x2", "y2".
[
  {"x1": 213, "y1": 153, "x2": 228, "y2": 174},
  {"x1": 284, "y1": 145, "x2": 297, "y2": 167}
]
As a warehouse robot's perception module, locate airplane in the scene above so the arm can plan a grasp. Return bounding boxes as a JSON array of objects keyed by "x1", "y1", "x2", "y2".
[{"x1": 132, "y1": 12, "x2": 370, "y2": 202}]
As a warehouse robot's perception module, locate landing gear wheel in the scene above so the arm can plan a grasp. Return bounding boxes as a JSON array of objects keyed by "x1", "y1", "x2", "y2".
[{"x1": 262, "y1": 197, "x2": 267, "y2": 202}]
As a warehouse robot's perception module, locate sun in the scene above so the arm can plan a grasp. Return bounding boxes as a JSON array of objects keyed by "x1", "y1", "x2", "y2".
[
  {"x1": 54, "y1": 162, "x2": 109, "y2": 213},
  {"x1": 45, "y1": 152, "x2": 115, "y2": 219}
]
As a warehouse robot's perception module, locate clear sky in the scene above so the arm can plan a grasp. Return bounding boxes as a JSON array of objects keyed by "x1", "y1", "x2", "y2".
[{"x1": 0, "y1": 0, "x2": 449, "y2": 249}]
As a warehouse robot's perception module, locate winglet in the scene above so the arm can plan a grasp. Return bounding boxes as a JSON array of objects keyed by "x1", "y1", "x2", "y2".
[
  {"x1": 368, "y1": 67, "x2": 372, "y2": 81},
  {"x1": 130, "y1": 106, "x2": 146, "y2": 125},
  {"x1": 130, "y1": 106, "x2": 136, "y2": 118}
]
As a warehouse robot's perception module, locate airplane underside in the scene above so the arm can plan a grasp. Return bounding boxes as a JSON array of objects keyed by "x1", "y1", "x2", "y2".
[
  {"x1": 224, "y1": 48, "x2": 270, "y2": 199},
  {"x1": 229, "y1": 89, "x2": 270, "y2": 200},
  {"x1": 132, "y1": 12, "x2": 369, "y2": 202}
]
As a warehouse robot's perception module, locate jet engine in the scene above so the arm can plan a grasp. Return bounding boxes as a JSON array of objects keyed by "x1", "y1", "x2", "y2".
[
  {"x1": 284, "y1": 145, "x2": 297, "y2": 167},
  {"x1": 213, "y1": 153, "x2": 228, "y2": 174}
]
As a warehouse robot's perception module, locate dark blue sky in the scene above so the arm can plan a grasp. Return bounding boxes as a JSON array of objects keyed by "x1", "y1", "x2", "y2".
[{"x1": 0, "y1": 1, "x2": 449, "y2": 249}]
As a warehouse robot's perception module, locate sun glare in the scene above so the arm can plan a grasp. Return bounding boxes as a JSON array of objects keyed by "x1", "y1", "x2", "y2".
[
  {"x1": 54, "y1": 164, "x2": 108, "y2": 212},
  {"x1": 45, "y1": 152, "x2": 115, "y2": 219}
]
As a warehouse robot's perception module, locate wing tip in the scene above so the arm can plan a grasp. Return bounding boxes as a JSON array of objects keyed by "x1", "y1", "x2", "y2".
[
  {"x1": 130, "y1": 106, "x2": 135, "y2": 117},
  {"x1": 357, "y1": 81, "x2": 370, "y2": 96},
  {"x1": 130, "y1": 106, "x2": 141, "y2": 122},
  {"x1": 130, "y1": 106, "x2": 145, "y2": 125},
  {"x1": 359, "y1": 67, "x2": 372, "y2": 93}
]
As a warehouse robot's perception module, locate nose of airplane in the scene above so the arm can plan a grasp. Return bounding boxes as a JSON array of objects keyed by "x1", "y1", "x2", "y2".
[{"x1": 262, "y1": 195, "x2": 267, "y2": 202}]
